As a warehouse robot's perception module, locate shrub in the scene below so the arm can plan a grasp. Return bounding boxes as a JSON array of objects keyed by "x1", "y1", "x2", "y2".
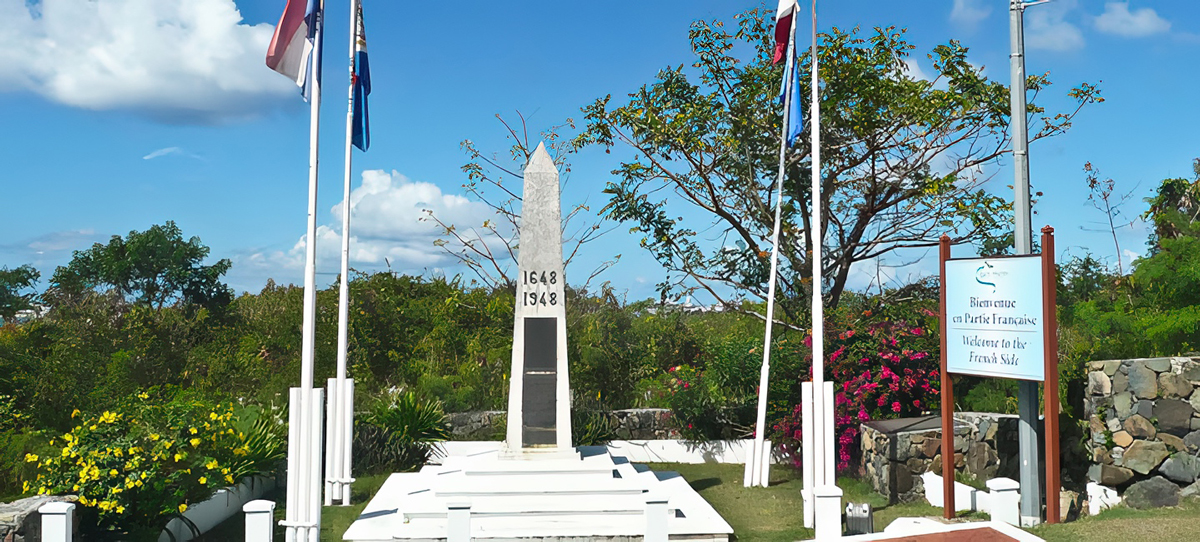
[
  {"x1": 354, "y1": 390, "x2": 449, "y2": 475},
  {"x1": 27, "y1": 393, "x2": 281, "y2": 539},
  {"x1": 571, "y1": 393, "x2": 617, "y2": 446}
]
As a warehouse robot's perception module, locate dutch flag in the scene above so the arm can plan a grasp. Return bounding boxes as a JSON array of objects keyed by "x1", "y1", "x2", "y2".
[{"x1": 266, "y1": 0, "x2": 322, "y2": 100}]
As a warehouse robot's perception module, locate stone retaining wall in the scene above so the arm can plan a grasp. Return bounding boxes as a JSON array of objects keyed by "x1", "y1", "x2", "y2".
[
  {"x1": 1084, "y1": 357, "x2": 1200, "y2": 508},
  {"x1": 861, "y1": 413, "x2": 1019, "y2": 503},
  {"x1": 446, "y1": 409, "x2": 683, "y2": 441}
]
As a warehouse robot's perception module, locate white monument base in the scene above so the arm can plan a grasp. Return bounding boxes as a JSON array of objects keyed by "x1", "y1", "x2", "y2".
[{"x1": 342, "y1": 445, "x2": 734, "y2": 541}]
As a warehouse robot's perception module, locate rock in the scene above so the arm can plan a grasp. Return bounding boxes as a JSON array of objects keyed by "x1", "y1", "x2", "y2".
[
  {"x1": 890, "y1": 463, "x2": 914, "y2": 494},
  {"x1": 1112, "y1": 430, "x2": 1134, "y2": 447},
  {"x1": 1124, "y1": 414, "x2": 1157, "y2": 439},
  {"x1": 930, "y1": 454, "x2": 942, "y2": 473},
  {"x1": 1112, "y1": 446, "x2": 1126, "y2": 465},
  {"x1": 1089, "y1": 415, "x2": 1105, "y2": 434},
  {"x1": 1124, "y1": 476, "x2": 1181, "y2": 509},
  {"x1": 1157, "y1": 399, "x2": 1194, "y2": 436},
  {"x1": 1103, "y1": 361, "x2": 1121, "y2": 376},
  {"x1": 921, "y1": 438, "x2": 941, "y2": 459},
  {"x1": 1112, "y1": 372, "x2": 1129, "y2": 394},
  {"x1": 1093, "y1": 446, "x2": 1113, "y2": 465},
  {"x1": 1128, "y1": 364, "x2": 1158, "y2": 399},
  {"x1": 906, "y1": 457, "x2": 928, "y2": 475},
  {"x1": 1088, "y1": 371, "x2": 1112, "y2": 396},
  {"x1": 1185, "y1": 431, "x2": 1200, "y2": 451},
  {"x1": 1089, "y1": 360, "x2": 1106, "y2": 371},
  {"x1": 1089, "y1": 464, "x2": 1135, "y2": 486},
  {"x1": 1183, "y1": 480, "x2": 1200, "y2": 499},
  {"x1": 1160, "y1": 433, "x2": 1188, "y2": 452},
  {"x1": 1193, "y1": 418, "x2": 1200, "y2": 431},
  {"x1": 1182, "y1": 362, "x2": 1200, "y2": 382},
  {"x1": 1146, "y1": 358, "x2": 1172, "y2": 372},
  {"x1": 1160, "y1": 453, "x2": 1200, "y2": 484},
  {"x1": 1136, "y1": 399, "x2": 1154, "y2": 419},
  {"x1": 1123, "y1": 440, "x2": 1170, "y2": 474},
  {"x1": 1160, "y1": 373, "x2": 1194, "y2": 398},
  {"x1": 1113, "y1": 392, "x2": 1134, "y2": 419},
  {"x1": 1106, "y1": 417, "x2": 1122, "y2": 433},
  {"x1": 1190, "y1": 389, "x2": 1200, "y2": 414},
  {"x1": 966, "y1": 442, "x2": 998, "y2": 479},
  {"x1": 954, "y1": 452, "x2": 965, "y2": 468}
]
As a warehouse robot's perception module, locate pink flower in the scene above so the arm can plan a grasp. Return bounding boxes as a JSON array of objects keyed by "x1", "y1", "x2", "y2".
[
  {"x1": 891, "y1": 401, "x2": 901, "y2": 413},
  {"x1": 683, "y1": 382, "x2": 689, "y2": 389},
  {"x1": 913, "y1": 399, "x2": 922, "y2": 408},
  {"x1": 858, "y1": 409, "x2": 869, "y2": 421}
]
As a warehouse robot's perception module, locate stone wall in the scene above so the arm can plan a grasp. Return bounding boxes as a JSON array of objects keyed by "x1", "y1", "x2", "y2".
[
  {"x1": 1084, "y1": 357, "x2": 1200, "y2": 508},
  {"x1": 0, "y1": 495, "x2": 78, "y2": 542},
  {"x1": 446, "y1": 409, "x2": 682, "y2": 441},
  {"x1": 861, "y1": 413, "x2": 1019, "y2": 503}
]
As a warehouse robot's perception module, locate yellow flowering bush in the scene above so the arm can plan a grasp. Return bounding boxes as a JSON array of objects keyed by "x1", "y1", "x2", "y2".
[{"x1": 28, "y1": 393, "x2": 284, "y2": 539}]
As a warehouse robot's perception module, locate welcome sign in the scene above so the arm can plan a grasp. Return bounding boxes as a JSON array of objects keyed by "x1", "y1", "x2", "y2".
[{"x1": 943, "y1": 256, "x2": 1045, "y2": 381}]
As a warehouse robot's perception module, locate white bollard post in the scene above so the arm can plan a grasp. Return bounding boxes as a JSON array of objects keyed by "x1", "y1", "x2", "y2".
[
  {"x1": 325, "y1": 378, "x2": 340, "y2": 506},
  {"x1": 801, "y1": 382, "x2": 815, "y2": 528},
  {"x1": 814, "y1": 485, "x2": 843, "y2": 538},
  {"x1": 985, "y1": 477, "x2": 1021, "y2": 527},
  {"x1": 447, "y1": 502, "x2": 471, "y2": 542},
  {"x1": 341, "y1": 378, "x2": 356, "y2": 505},
  {"x1": 645, "y1": 494, "x2": 669, "y2": 542},
  {"x1": 758, "y1": 439, "x2": 771, "y2": 487},
  {"x1": 244, "y1": 500, "x2": 276, "y2": 542},
  {"x1": 39, "y1": 501, "x2": 74, "y2": 542}
]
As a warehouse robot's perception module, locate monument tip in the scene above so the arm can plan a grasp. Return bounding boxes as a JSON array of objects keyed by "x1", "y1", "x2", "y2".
[{"x1": 525, "y1": 142, "x2": 557, "y2": 174}]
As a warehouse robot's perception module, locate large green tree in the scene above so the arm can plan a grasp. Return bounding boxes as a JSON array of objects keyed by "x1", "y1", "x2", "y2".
[
  {"x1": 0, "y1": 264, "x2": 40, "y2": 322},
  {"x1": 574, "y1": 8, "x2": 1101, "y2": 322},
  {"x1": 47, "y1": 221, "x2": 232, "y2": 309}
]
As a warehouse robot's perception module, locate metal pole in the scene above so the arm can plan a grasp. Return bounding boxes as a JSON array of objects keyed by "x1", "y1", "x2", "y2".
[
  {"x1": 751, "y1": 2, "x2": 798, "y2": 489},
  {"x1": 809, "y1": 0, "x2": 828, "y2": 492},
  {"x1": 1010, "y1": 0, "x2": 1041, "y2": 526}
]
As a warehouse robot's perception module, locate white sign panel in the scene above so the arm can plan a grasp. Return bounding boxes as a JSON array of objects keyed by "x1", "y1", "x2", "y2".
[{"x1": 944, "y1": 256, "x2": 1044, "y2": 381}]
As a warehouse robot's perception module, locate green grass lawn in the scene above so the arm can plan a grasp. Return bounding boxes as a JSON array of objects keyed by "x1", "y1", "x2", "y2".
[{"x1": 196, "y1": 464, "x2": 1200, "y2": 541}]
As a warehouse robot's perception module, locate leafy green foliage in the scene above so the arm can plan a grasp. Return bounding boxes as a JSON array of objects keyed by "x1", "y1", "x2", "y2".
[
  {"x1": 573, "y1": 8, "x2": 1100, "y2": 318},
  {"x1": 354, "y1": 389, "x2": 449, "y2": 475},
  {"x1": 571, "y1": 393, "x2": 617, "y2": 446},
  {"x1": 46, "y1": 221, "x2": 231, "y2": 310},
  {"x1": 0, "y1": 264, "x2": 39, "y2": 322}
]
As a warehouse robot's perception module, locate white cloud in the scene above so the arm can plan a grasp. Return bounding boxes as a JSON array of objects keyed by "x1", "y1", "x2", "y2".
[
  {"x1": 902, "y1": 59, "x2": 932, "y2": 82},
  {"x1": 143, "y1": 147, "x2": 183, "y2": 160},
  {"x1": 238, "y1": 170, "x2": 502, "y2": 282},
  {"x1": 950, "y1": 0, "x2": 991, "y2": 29},
  {"x1": 0, "y1": 0, "x2": 296, "y2": 123},
  {"x1": 1094, "y1": 2, "x2": 1170, "y2": 37},
  {"x1": 1026, "y1": 0, "x2": 1085, "y2": 52}
]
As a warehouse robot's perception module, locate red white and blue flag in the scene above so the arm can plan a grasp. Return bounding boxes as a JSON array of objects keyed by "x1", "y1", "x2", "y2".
[
  {"x1": 773, "y1": 0, "x2": 798, "y2": 65},
  {"x1": 266, "y1": 0, "x2": 322, "y2": 100},
  {"x1": 352, "y1": 2, "x2": 371, "y2": 151}
]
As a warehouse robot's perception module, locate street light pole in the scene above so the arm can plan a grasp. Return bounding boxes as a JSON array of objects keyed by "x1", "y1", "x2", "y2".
[{"x1": 1010, "y1": 0, "x2": 1050, "y2": 527}]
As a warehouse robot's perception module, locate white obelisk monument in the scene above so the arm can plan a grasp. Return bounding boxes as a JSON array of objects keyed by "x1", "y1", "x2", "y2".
[{"x1": 503, "y1": 142, "x2": 573, "y2": 454}]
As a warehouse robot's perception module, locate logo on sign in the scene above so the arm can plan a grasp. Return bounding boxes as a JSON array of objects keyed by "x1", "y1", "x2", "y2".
[{"x1": 975, "y1": 261, "x2": 1008, "y2": 294}]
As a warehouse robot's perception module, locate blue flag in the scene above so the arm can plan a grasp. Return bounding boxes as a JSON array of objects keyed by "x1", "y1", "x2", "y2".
[
  {"x1": 352, "y1": 2, "x2": 371, "y2": 151},
  {"x1": 786, "y1": 54, "x2": 803, "y2": 147}
]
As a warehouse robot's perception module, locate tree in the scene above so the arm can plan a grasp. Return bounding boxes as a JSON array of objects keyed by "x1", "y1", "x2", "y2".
[
  {"x1": 0, "y1": 264, "x2": 40, "y2": 322},
  {"x1": 426, "y1": 112, "x2": 617, "y2": 289},
  {"x1": 47, "y1": 221, "x2": 232, "y2": 309},
  {"x1": 1082, "y1": 162, "x2": 1137, "y2": 275},
  {"x1": 1142, "y1": 158, "x2": 1200, "y2": 252},
  {"x1": 573, "y1": 8, "x2": 1101, "y2": 323}
]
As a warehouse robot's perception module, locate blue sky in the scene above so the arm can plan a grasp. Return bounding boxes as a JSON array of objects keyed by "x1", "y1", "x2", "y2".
[{"x1": 1, "y1": 0, "x2": 1197, "y2": 300}]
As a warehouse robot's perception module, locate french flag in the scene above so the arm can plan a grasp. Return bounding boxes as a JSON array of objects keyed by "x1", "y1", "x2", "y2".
[
  {"x1": 266, "y1": 0, "x2": 322, "y2": 99},
  {"x1": 773, "y1": 0, "x2": 798, "y2": 65},
  {"x1": 352, "y1": 2, "x2": 371, "y2": 151}
]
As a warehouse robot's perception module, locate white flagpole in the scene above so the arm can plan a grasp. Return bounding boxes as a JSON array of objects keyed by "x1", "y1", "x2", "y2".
[
  {"x1": 296, "y1": 2, "x2": 324, "y2": 540},
  {"x1": 808, "y1": 0, "x2": 826, "y2": 489},
  {"x1": 750, "y1": 2, "x2": 798, "y2": 489},
  {"x1": 327, "y1": 0, "x2": 360, "y2": 507}
]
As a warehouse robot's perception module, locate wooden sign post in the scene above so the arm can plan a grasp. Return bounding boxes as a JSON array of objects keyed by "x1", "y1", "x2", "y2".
[{"x1": 937, "y1": 227, "x2": 1060, "y2": 523}]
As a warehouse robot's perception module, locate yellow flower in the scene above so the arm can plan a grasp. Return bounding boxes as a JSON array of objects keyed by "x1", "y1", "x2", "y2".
[
  {"x1": 78, "y1": 495, "x2": 88, "y2": 505},
  {"x1": 178, "y1": 503, "x2": 188, "y2": 513},
  {"x1": 73, "y1": 485, "x2": 80, "y2": 491},
  {"x1": 209, "y1": 412, "x2": 219, "y2": 421},
  {"x1": 174, "y1": 453, "x2": 184, "y2": 462},
  {"x1": 71, "y1": 409, "x2": 80, "y2": 418},
  {"x1": 189, "y1": 427, "x2": 198, "y2": 435},
  {"x1": 22, "y1": 481, "x2": 30, "y2": 493},
  {"x1": 99, "y1": 411, "x2": 118, "y2": 424},
  {"x1": 163, "y1": 441, "x2": 173, "y2": 449},
  {"x1": 205, "y1": 459, "x2": 219, "y2": 470},
  {"x1": 125, "y1": 479, "x2": 136, "y2": 489},
  {"x1": 24, "y1": 453, "x2": 38, "y2": 463},
  {"x1": 198, "y1": 476, "x2": 207, "y2": 484},
  {"x1": 109, "y1": 469, "x2": 119, "y2": 477},
  {"x1": 116, "y1": 505, "x2": 125, "y2": 514},
  {"x1": 150, "y1": 433, "x2": 160, "y2": 441},
  {"x1": 137, "y1": 392, "x2": 149, "y2": 400},
  {"x1": 224, "y1": 474, "x2": 234, "y2": 484},
  {"x1": 189, "y1": 438, "x2": 201, "y2": 447}
]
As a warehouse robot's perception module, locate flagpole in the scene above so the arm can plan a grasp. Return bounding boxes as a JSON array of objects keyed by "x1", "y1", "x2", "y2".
[
  {"x1": 750, "y1": 2, "x2": 798, "y2": 489},
  {"x1": 326, "y1": 0, "x2": 360, "y2": 508},
  {"x1": 808, "y1": 0, "x2": 827, "y2": 489},
  {"x1": 297, "y1": 2, "x2": 324, "y2": 540}
]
